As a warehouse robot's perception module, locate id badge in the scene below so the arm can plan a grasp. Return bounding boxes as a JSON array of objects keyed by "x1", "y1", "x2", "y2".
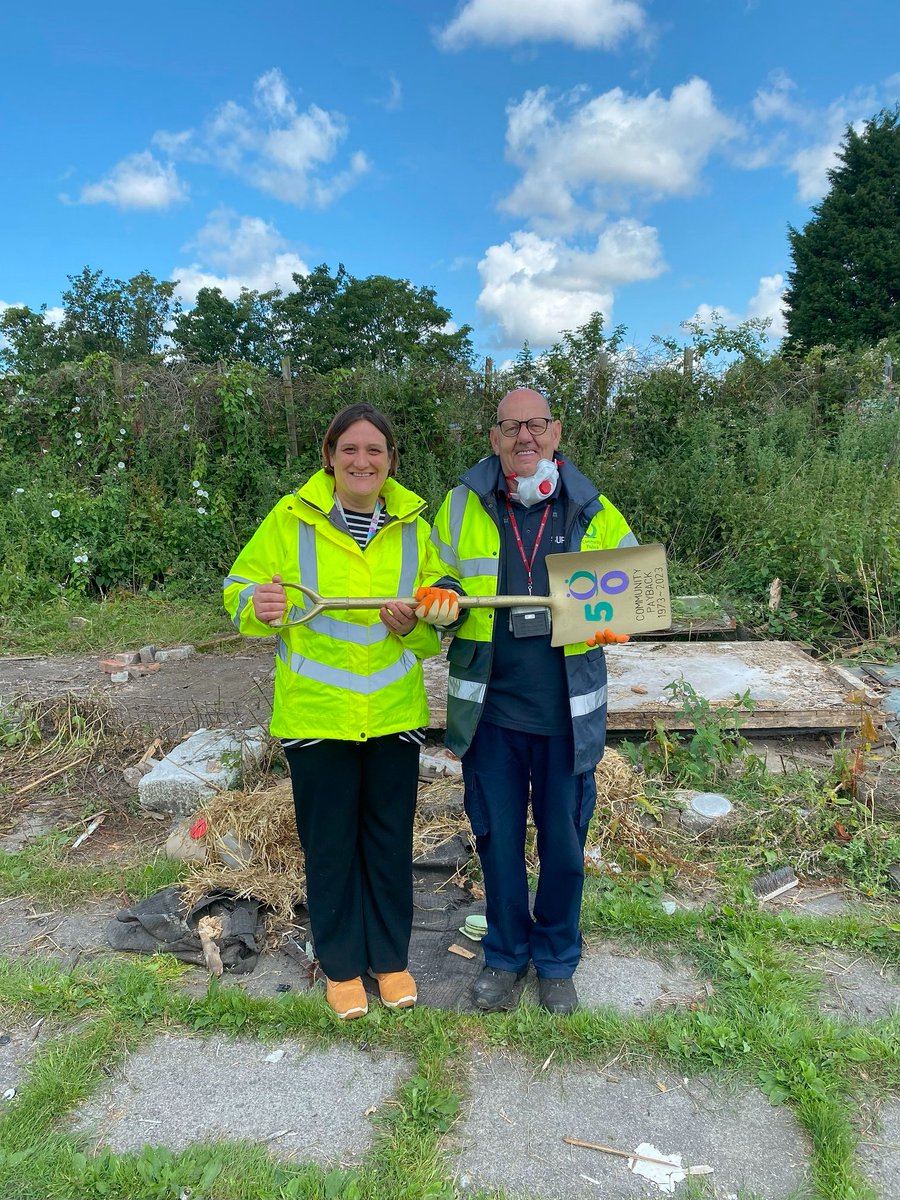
[{"x1": 509, "y1": 606, "x2": 552, "y2": 638}]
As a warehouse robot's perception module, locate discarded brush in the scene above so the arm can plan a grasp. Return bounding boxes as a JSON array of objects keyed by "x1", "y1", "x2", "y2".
[{"x1": 751, "y1": 865, "x2": 798, "y2": 902}]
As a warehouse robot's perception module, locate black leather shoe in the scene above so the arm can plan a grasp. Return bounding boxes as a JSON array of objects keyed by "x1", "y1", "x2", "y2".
[
  {"x1": 537, "y1": 976, "x2": 578, "y2": 1014},
  {"x1": 473, "y1": 965, "x2": 528, "y2": 1010}
]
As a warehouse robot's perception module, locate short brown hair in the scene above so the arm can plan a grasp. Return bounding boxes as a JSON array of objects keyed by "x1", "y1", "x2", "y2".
[{"x1": 321, "y1": 403, "x2": 399, "y2": 476}]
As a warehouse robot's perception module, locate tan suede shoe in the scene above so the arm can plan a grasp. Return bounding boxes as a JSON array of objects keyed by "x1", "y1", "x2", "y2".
[
  {"x1": 372, "y1": 969, "x2": 417, "y2": 1009},
  {"x1": 325, "y1": 976, "x2": 368, "y2": 1020}
]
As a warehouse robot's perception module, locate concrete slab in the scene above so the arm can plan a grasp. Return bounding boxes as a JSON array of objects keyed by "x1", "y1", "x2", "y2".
[
  {"x1": 0, "y1": 1025, "x2": 38, "y2": 1097},
  {"x1": 72, "y1": 1033, "x2": 411, "y2": 1161},
  {"x1": 550, "y1": 943, "x2": 704, "y2": 1014},
  {"x1": 858, "y1": 1099, "x2": 900, "y2": 1200},
  {"x1": 138, "y1": 726, "x2": 266, "y2": 817},
  {"x1": 455, "y1": 1052, "x2": 812, "y2": 1200},
  {"x1": 807, "y1": 950, "x2": 900, "y2": 1021},
  {"x1": 0, "y1": 897, "x2": 116, "y2": 963}
]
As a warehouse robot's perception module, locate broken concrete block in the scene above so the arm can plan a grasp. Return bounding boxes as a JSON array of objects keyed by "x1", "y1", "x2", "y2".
[
  {"x1": 110, "y1": 671, "x2": 130, "y2": 684},
  {"x1": 138, "y1": 728, "x2": 266, "y2": 817},
  {"x1": 155, "y1": 645, "x2": 194, "y2": 663},
  {"x1": 138, "y1": 645, "x2": 157, "y2": 663},
  {"x1": 419, "y1": 747, "x2": 462, "y2": 780}
]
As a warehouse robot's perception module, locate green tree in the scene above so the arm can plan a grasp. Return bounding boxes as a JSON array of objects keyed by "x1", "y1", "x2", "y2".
[
  {"x1": 59, "y1": 267, "x2": 177, "y2": 360},
  {"x1": 170, "y1": 286, "x2": 279, "y2": 368},
  {"x1": 784, "y1": 108, "x2": 900, "y2": 351},
  {"x1": 0, "y1": 305, "x2": 65, "y2": 375},
  {"x1": 274, "y1": 264, "x2": 473, "y2": 373}
]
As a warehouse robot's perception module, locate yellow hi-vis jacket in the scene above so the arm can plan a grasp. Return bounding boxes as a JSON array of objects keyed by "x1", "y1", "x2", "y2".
[
  {"x1": 430, "y1": 454, "x2": 636, "y2": 775},
  {"x1": 223, "y1": 470, "x2": 444, "y2": 741}
]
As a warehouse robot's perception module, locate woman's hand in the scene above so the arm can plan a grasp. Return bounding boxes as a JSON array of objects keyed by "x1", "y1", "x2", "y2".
[
  {"x1": 380, "y1": 600, "x2": 417, "y2": 637},
  {"x1": 252, "y1": 574, "x2": 288, "y2": 624}
]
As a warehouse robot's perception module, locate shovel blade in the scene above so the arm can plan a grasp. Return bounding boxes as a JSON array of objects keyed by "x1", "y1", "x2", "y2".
[{"x1": 546, "y1": 543, "x2": 671, "y2": 646}]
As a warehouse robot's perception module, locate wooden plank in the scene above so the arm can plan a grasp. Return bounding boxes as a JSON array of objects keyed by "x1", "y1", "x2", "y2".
[
  {"x1": 424, "y1": 641, "x2": 882, "y2": 734},
  {"x1": 604, "y1": 641, "x2": 880, "y2": 732}
]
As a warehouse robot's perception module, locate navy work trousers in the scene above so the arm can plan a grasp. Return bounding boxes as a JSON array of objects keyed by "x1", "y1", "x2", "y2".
[
  {"x1": 285, "y1": 736, "x2": 419, "y2": 982},
  {"x1": 461, "y1": 720, "x2": 597, "y2": 978}
]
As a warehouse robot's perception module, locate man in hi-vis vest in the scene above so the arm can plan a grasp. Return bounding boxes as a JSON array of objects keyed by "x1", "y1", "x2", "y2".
[{"x1": 428, "y1": 388, "x2": 635, "y2": 1014}]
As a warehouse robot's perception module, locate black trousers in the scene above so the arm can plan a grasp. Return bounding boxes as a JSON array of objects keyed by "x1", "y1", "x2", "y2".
[{"x1": 285, "y1": 736, "x2": 419, "y2": 982}]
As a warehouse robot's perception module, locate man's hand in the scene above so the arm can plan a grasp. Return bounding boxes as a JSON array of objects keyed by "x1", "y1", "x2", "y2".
[
  {"x1": 252, "y1": 574, "x2": 288, "y2": 625},
  {"x1": 586, "y1": 629, "x2": 630, "y2": 646},
  {"x1": 414, "y1": 586, "x2": 461, "y2": 626}
]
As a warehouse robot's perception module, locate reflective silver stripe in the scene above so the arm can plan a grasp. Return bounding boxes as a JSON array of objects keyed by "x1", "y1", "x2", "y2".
[
  {"x1": 618, "y1": 532, "x2": 639, "y2": 548},
  {"x1": 303, "y1": 614, "x2": 390, "y2": 645},
  {"x1": 448, "y1": 484, "x2": 470, "y2": 547},
  {"x1": 397, "y1": 521, "x2": 419, "y2": 596},
  {"x1": 448, "y1": 676, "x2": 487, "y2": 705},
  {"x1": 232, "y1": 582, "x2": 257, "y2": 629},
  {"x1": 298, "y1": 523, "x2": 318, "y2": 591},
  {"x1": 570, "y1": 685, "x2": 608, "y2": 719},
  {"x1": 224, "y1": 574, "x2": 256, "y2": 587},
  {"x1": 277, "y1": 637, "x2": 417, "y2": 694},
  {"x1": 430, "y1": 529, "x2": 460, "y2": 571},
  {"x1": 458, "y1": 556, "x2": 498, "y2": 578}
]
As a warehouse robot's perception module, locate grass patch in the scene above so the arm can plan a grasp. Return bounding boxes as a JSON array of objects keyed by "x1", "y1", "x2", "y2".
[{"x1": 0, "y1": 591, "x2": 231, "y2": 656}]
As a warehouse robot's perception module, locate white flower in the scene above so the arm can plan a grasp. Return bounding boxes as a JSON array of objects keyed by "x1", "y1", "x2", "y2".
[
  {"x1": 245, "y1": 387, "x2": 253, "y2": 396},
  {"x1": 73, "y1": 553, "x2": 88, "y2": 564},
  {"x1": 182, "y1": 423, "x2": 190, "y2": 432},
  {"x1": 51, "y1": 509, "x2": 60, "y2": 518},
  {"x1": 198, "y1": 489, "x2": 209, "y2": 498},
  {"x1": 74, "y1": 432, "x2": 82, "y2": 440},
  {"x1": 48, "y1": 492, "x2": 54, "y2": 498},
  {"x1": 71, "y1": 405, "x2": 81, "y2": 414},
  {"x1": 192, "y1": 480, "x2": 201, "y2": 489},
  {"x1": 117, "y1": 462, "x2": 126, "y2": 470},
  {"x1": 119, "y1": 428, "x2": 127, "y2": 436},
  {"x1": 14, "y1": 488, "x2": 24, "y2": 494},
  {"x1": 197, "y1": 506, "x2": 207, "y2": 515}
]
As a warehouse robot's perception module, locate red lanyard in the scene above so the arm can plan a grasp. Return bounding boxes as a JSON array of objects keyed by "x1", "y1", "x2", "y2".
[{"x1": 504, "y1": 498, "x2": 551, "y2": 596}]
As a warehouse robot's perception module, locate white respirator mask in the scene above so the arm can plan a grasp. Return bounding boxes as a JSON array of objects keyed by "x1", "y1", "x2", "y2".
[{"x1": 513, "y1": 458, "x2": 559, "y2": 507}]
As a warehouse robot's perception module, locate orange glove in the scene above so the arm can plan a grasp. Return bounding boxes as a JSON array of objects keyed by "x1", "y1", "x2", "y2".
[
  {"x1": 586, "y1": 629, "x2": 630, "y2": 646},
  {"x1": 414, "y1": 586, "x2": 461, "y2": 626}
]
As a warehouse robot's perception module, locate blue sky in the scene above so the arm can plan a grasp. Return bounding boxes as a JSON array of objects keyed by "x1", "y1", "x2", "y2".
[{"x1": 2, "y1": 1, "x2": 898, "y2": 362}]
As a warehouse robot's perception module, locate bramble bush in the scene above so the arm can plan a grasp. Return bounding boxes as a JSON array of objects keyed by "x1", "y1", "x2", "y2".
[{"x1": 1, "y1": 335, "x2": 898, "y2": 646}]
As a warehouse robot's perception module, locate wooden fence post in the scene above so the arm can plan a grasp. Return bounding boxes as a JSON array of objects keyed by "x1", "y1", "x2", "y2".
[
  {"x1": 281, "y1": 355, "x2": 299, "y2": 460},
  {"x1": 683, "y1": 347, "x2": 694, "y2": 379}
]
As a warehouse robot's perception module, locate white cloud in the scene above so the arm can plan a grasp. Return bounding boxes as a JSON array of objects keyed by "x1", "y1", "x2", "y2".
[
  {"x1": 502, "y1": 79, "x2": 741, "y2": 233},
  {"x1": 72, "y1": 151, "x2": 188, "y2": 210},
  {"x1": 439, "y1": 0, "x2": 646, "y2": 50},
  {"x1": 154, "y1": 67, "x2": 369, "y2": 207},
  {"x1": 747, "y1": 74, "x2": 900, "y2": 203},
  {"x1": 687, "y1": 273, "x2": 786, "y2": 343},
  {"x1": 376, "y1": 74, "x2": 403, "y2": 112},
  {"x1": 172, "y1": 209, "x2": 309, "y2": 303},
  {"x1": 477, "y1": 221, "x2": 665, "y2": 346}
]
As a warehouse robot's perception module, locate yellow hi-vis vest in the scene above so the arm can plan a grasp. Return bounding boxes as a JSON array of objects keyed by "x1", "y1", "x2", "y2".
[
  {"x1": 430, "y1": 455, "x2": 636, "y2": 774},
  {"x1": 223, "y1": 470, "x2": 443, "y2": 741}
]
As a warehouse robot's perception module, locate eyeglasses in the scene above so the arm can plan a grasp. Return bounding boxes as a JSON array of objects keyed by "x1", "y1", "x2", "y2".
[{"x1": 495, "y1": 417, "x2": 553, "y2": 438}]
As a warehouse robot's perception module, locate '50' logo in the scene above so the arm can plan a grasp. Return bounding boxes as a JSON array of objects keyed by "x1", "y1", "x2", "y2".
[{"x1": 566, "y1": 569, "x2": 629, "y2": 623}]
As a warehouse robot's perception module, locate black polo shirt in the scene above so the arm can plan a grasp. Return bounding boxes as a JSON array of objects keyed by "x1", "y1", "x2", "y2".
[{"x1": 481, "y1": 477, "x2": 570, "y2": 737}]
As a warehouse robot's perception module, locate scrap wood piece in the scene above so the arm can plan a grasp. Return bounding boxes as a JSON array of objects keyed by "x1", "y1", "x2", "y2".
[
  {"x1": 447, "y1": 942, "x2": 476, "y2": 959},
  {"x1": 562, "y1": 1137, "x2": 712, "y2": 1175},
  {"x1": 70, "y1": 813, "x2": 106, "y2": 850},
  {"x1": 197, "y1": 915, "x2": 224, "y2": 976}
]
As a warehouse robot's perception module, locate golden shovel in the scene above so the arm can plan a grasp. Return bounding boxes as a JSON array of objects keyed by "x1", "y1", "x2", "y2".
[{"x1": 273, "y1": 543, "x2": 671, "y2": 648}]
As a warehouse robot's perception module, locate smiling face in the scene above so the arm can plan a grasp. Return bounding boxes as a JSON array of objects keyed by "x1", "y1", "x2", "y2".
[
  {"x1": 327, "y1": 419, "x2": 391, "y2": 511},
  {"x1": 489, "y1": 388, "x2": 561, "y2": 479}
]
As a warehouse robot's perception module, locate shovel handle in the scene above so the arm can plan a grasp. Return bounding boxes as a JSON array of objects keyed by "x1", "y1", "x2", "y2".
[{"x1": 271, "y1": 582, "x2": 547, "y2": 629}]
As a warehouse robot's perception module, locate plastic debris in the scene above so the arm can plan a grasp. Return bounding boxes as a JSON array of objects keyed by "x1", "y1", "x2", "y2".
[{"x1": 265, "y1": 1049, "x2": 285, "y2": 1063}]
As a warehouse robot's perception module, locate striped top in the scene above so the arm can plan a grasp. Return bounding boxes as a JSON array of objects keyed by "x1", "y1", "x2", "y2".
[{"x1": 342, "y1": 506, "x2": 387, "y2": 551}]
